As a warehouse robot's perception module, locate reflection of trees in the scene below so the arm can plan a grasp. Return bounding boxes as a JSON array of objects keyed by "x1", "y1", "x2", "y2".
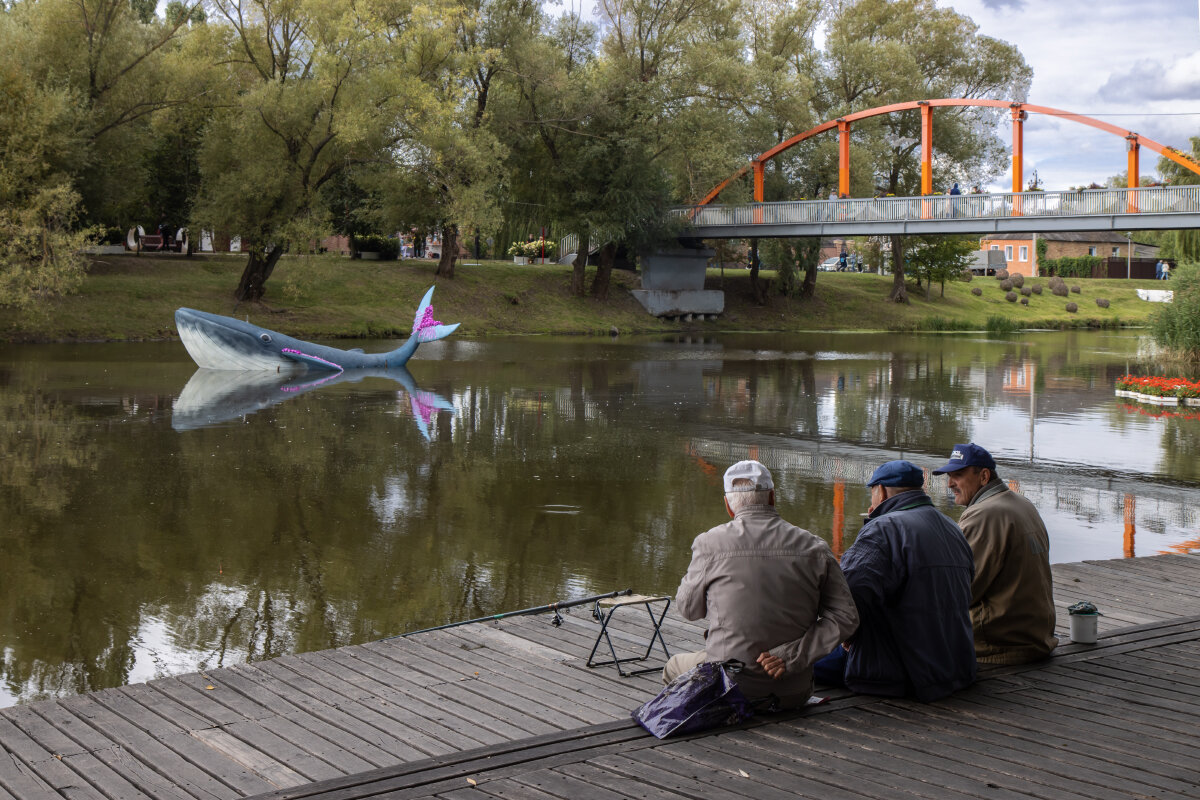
[
  {"x1": 2, "y1": 331, "x2": 1177, "y2": 703},
  {"x1": 1159, "y1": 414, "x2": 1200, "y2": 483}
]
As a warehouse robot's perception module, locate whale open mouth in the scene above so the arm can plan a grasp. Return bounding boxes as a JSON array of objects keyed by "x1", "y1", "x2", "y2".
[{"x1": 175, "y1": 308, "x2": 295, "y2": 371}]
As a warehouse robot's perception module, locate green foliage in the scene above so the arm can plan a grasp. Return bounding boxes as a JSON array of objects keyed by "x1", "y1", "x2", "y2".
[
  {"x1": 1043, "y1": 256, "x2": 1100, "y2": 279},
  {"x1": 1036, "y1": 237, "x2": 1047, "y2": 262},
  {"x1": 762, "y1": 238, "x2": 821, "y2": 298},
  {"x1": 1152, "y1": 262, "x2": 1200, "y2": 357},
  {"x1": 985, "y1": 315, "x2": 1018, "y2": 334},
  {"x1": 905, "y1": 235, "x2": 976, "y2": 297},
  {"x1": 352, "y1": 235, "x2": 398, "y2": 259}
]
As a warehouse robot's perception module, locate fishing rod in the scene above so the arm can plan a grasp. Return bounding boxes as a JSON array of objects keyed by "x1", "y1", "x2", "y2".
[{"x1": 386, "y1": 588, "x2": 633, "y2": 639}]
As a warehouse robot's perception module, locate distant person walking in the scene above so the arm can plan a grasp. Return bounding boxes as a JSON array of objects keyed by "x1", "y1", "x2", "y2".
[{"x1": 1156, "y1": 259, "x2": 1164, "y2": 280}]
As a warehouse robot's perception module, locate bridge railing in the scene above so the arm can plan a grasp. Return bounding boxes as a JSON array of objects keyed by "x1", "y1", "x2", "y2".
[{"x1": 673, "y1": 186, "x2": 1200, "y2": 228}]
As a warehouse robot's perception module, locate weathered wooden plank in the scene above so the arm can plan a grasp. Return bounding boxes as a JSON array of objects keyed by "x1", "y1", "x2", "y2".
[
  {"x1": 249, "y1": 658, "x2": 448, "y2": 760},
  {"x1": 523, "y1": 762, "x2": 682, "y2": 800},
  {"x1": 870, "y1": 698, "x2": 1200, "y2": 796},
  {"x1": 617, "y1": 747, "x2": 831, "y2": 800},
  {"x1": 373, "y1": 636, "x2": 605, "y2": 728},
  {"x1": 56, "y1": 693, "x2": 232, "y2": 800},
  {"x1": 274, "y1": 652, "x2": 488, "y2": 753},
  {"x1": 0, "y1": 745, "x2": 65, "y2": 800},
  {"x1": 853, "y1": 701, "x2": 1193, "y2": 800},
  {"x1": 564, "y1": 755, "x2": 751, "y2": 800},
  {"x1": 189, "y1": 728, "x2": 307, "y2": 790},
  {"x1": 0, "y1": 714, "x2": 100, "y2": 799}
]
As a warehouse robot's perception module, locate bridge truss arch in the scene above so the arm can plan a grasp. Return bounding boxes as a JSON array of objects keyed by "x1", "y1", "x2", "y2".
[{"x1": 699, "y1": 99, "x2": 1200, "y2": 207}]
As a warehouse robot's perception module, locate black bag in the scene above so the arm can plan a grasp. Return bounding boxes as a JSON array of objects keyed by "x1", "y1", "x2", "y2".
[{"x1": 631, "y1": 660, "x2": 753, "y2": 738}]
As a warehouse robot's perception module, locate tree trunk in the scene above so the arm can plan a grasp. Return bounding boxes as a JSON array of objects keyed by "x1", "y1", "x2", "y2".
[
  {"x1": 234, "y1": 244, "x2": 285, "y2": 302},
  {"x1": 591, "y1": 242, "x2": 616, "y2": 300},
  {"x1": 887, "y1": 234, "x2": 909, "y2": 303},
  {"x1": 749, "y1": 239, "x2": 766, "y2": 305},
  {"x1": 435, "y1": 223, "x2": 458, "y2": 278},
  {"x1": 571, "y1": 229, "x2": 589, "y2": 297},
  {"x1": 801, "y1": 260, "x2": 817, "y2": 299}
]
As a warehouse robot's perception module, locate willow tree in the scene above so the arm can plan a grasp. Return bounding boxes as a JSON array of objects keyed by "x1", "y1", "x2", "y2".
[{"x1": 192, "y1": 0, "x2": 421, "y2": 302}]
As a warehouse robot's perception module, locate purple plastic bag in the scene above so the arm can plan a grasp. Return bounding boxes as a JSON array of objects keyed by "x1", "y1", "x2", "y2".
[{"x1": 631, "y1": 661, "x2": 754, "y2": 738}]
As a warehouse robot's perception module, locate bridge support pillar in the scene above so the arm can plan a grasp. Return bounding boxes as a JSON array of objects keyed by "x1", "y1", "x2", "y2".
[
  {"x1": 838, "y1": 120, "x2": 851, "y2": 197},
  {"x1": 1127, "y1": 135, "x2": 1140, "y2": 213},
  {"x1": 633, "y1": 249, "x2": 725, "y2": 318},
  {"x1": 920, "y1": 103, "x2": 933, "y2": 196}
]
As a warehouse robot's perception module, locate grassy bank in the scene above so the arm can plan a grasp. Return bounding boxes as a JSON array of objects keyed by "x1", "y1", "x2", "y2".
[{"x1": 0, "y1": 252, "x2": 1167, "y2": 342}]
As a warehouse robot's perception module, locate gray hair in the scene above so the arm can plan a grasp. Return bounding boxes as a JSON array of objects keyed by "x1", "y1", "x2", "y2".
[{"x1": 725, "y1": 478, "x2": 771, "y2": 512}]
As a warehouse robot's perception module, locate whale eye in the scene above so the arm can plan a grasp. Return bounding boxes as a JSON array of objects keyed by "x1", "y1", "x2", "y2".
[{"x1": 260, "y1": 333, "x2": 272, "y2": 343}]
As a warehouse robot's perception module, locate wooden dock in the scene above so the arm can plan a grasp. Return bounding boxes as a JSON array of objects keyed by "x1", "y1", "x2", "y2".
[{"x1": 2, "y1": 553, "x2": 1199, "y2": 800}]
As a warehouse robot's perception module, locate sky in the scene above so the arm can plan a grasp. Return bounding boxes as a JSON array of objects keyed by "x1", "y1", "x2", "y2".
[{"x1": 556, "y1": 0, "x2": 1200, "y2": 192}]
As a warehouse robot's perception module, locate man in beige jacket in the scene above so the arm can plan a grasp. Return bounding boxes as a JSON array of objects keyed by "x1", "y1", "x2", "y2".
[
  {"x1": 933, "y1": 444, "x2": 1058, "y2": 664},
  {"x1": 664, "y1": 460, "x2": 859, "y2": 707}
]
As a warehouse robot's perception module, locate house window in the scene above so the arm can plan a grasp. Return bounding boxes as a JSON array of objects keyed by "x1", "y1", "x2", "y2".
[
  {"x1": 1018, "y1": 246, "x2": 1028, "y2": 262},
  {"x1": 1005, "y1": 246, "x2": 1013, "y2": 261},
  {"x1": 1088, "y1": 246, "x2": 1097, "y2": 256},
  {"x1": 1112, "y1": 247, "x2": 1120, "y2": 257},
  {"x1": 990, "y1": 245, "x2": 999, "y2": 251}
]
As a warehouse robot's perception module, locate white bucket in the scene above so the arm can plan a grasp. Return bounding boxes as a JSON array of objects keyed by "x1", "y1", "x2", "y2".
[{"x1": 1069, "y1": 613, "x2": 1099, "y2": 644}]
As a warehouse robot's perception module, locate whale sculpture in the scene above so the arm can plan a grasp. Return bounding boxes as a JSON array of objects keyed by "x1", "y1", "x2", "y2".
[
  {"x1": 175, "y1": 286, "x2": 459, "y2": 372},
  {"x1": 172, "y1": 366, "x2": 453, "y2": 439}
]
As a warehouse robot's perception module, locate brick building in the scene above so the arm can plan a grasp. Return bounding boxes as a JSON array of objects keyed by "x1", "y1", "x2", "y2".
[{"x1": 978, "y1": 232, "x2": 1159, "y2": 277}]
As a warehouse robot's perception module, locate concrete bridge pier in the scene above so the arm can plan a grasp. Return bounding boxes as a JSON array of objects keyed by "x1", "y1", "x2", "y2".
[{"x1": 631, "y1": 248, "x2": 724, "y2": 318}]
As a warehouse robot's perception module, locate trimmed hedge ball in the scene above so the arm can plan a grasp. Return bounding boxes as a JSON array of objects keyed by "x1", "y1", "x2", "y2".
[
  {"x1": 1048, "y1": 275, "x2": 1066, "y2": 289},
  {"x1": 1071, "y1": 285, "x2": 1081, "y2": 294},
  {"x1": 1096, "y1": 298, "x2": 1110, "y2": 308},
  {"x1": 1011, "y1": 273, "x2": 1024, "y2": 288},
  {"x1": 971, "y1": 287, "x2": 983, "y2": 296},
  {"x1": 999, "y1": 279, "x2": 1014, "y2": 291},
  {"x1": 1020, "y1": 297, "x2": 1029, "y2": 306},
  {"x1": 1006, "y1": 291, "x2": 1018, "y2": 302},
  {"x1": 1052, "y1": 284, "x2": 1069, "y2": 297},
  {"x1": 962, "y1": 272, "x2": 973, "y2": 282},
  {"x1": 995, "y1": 268, "x2": 1009, "y2": 280},
  {"x1": 1031, "y1": 284, "x2": 1043, "y2": 295},
  {"x1": 1066, "y1": 302, "x2": 1078, "y2": 313},
  {"x1": 1020, "y1": 286, "x2": 1032, "y2": 296}
]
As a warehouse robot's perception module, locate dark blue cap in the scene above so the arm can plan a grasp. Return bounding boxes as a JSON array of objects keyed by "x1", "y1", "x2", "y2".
[
  {"x1": 867, "y1": 460, "x2": 925, "y2": 488},
  {"x1": 931, "y1": 443, "x2": 996, "y2": 475}
]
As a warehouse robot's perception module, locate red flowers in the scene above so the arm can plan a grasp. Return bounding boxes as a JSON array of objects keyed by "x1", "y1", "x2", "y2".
[{"x1": 1116, "y1": 374, "x2": 1200, "y2": 399}]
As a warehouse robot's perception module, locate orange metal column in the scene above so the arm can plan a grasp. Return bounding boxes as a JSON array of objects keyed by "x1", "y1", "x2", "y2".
[
  {"x1": 1011, "y1": 106, "x2": 1025, "y2": 216},
  {"x1": 753, "y1": 161, "x2": 764, "y2": 224},
  {"x1": 832, "y1": 481, "x2": 845, "y2": 559},
  {"x1": 1126, "y1": 135, "x2": 1140, "y2": 213},
  {"x1": 838, "y1": 120, "x2": 851, "y2": 197},
  {"x1": 1123, "y1": 493, "x2": 1135, "y2": 558},
  {"x1": 920, "y1": 103, "x2": 933, "y2": 196}
]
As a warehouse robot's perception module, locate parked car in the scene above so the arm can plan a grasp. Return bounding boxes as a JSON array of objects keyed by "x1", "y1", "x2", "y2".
[{"x1": 819, "y1": 257, "x2": 841, "y2": 271}]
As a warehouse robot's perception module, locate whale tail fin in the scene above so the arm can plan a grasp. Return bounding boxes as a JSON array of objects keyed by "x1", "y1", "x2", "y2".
[{"x1": 412, "y1": 286, "x2": 460, "y2": 343}]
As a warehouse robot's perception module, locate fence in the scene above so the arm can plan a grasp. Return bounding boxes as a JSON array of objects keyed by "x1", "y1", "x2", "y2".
[{"x1": 673, "y1": 186, "x2": 1200, "y2": 228}]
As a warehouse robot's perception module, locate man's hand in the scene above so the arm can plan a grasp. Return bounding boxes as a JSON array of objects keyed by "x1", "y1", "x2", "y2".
[{"x1": 757, "y1": 652, "x2": 786, "y2": 679}]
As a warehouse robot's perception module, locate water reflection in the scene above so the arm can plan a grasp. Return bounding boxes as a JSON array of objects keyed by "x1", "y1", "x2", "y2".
[
  {"x1": 173, "y1": 367, "x2": 453, "y2": 439},
  {"x1": 2, "y1": 331, "x2": 1199, "y2": 706}
]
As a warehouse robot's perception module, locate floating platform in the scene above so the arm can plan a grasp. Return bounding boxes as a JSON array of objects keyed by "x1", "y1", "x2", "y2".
[{"x1": 2, "y1": 554, "x2": 1200, "y2": 800}]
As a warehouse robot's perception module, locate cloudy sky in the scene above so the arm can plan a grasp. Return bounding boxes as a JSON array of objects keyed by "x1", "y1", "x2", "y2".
[
  {"x1": 951, "y1": 0, "x2": 1200, "y2": 190},
  {"x1": 560, "y1": 0, "x2": 1200, "y2": 191}
]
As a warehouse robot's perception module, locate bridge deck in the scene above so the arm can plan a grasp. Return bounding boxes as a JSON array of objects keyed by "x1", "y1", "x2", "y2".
[
  {"x1": 678, "y1": 186, "x2": 1200, "y2": 237},
  {"x1": 2, "y1": 554, "x2": 1199, "y2": 800}
]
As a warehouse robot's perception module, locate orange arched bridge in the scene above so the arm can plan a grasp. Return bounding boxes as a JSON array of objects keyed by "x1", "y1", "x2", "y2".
[{"x1": 673, "y1": 99, "x2": 1200, "y2": 238}]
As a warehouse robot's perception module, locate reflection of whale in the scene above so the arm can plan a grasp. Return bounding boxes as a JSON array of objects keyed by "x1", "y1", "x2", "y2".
[
  {"x1": 175, "y1": 287, "x2": 459, "y2": 371},
  {"x1": 172, "y1": 367, "x2": 454, "y2": 439}
]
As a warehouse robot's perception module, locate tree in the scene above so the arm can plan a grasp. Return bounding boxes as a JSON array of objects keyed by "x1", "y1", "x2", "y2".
[
  {"x1": 1158, "y1": 137, "x2": 1200, "y2": 262},
  {"x1": 820, "y1": 0, "x2": 1031, "y2": 302},
  {"x1": 905, "y1": 235, "x2": 975, "y2": 298},
  {"x1": 192, "y1": 0, "x2": 418, "y2": 302}
]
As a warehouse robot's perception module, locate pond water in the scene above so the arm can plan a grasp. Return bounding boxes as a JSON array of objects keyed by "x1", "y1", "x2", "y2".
[{"x1": 2, "y1": 330, "x2": 1199, "y2": 706}]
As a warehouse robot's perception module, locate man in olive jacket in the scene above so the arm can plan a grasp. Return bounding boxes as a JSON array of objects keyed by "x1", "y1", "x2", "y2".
[
  {"x1": 933, "y1": 444, "x2": 1058, "y2": 664},
  {"x1": 665, "y1": 460, "x2": 859, "y2": 708}
]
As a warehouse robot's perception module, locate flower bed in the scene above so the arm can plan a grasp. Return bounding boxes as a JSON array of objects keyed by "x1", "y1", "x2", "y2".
[{"x1": 1115, "y1": 375, "x2": 1200, "y2": 406}]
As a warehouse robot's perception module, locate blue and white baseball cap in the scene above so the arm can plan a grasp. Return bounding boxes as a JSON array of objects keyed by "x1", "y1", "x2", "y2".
[{"x1": 931, "y1": 443, "x2": 997, "y2": 475}]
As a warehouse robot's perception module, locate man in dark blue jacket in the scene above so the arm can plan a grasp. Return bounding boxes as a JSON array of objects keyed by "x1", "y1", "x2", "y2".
[{"x1": 814, "y1": 460, "x2": 976, "y2": 702}]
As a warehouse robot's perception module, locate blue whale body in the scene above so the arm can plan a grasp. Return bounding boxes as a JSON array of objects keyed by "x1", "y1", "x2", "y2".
[{"x1": 176, "y1": 286, "x2": 459, "y2": 372}]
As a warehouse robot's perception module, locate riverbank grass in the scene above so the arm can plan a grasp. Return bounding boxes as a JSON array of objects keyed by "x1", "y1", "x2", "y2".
[{"x1": 0, "y1": 253, "x2": 1165, "y2": 341}]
